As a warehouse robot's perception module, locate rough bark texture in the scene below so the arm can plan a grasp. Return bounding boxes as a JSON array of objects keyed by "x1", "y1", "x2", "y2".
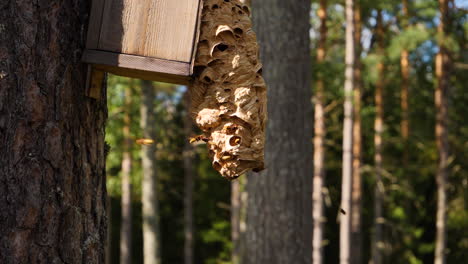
[
  {"x1": 120, "y1": 86, "x2": 133, "y2": 264},
  {"x1": 190, "y1": 0, "x2": 267, "y2": 179},
  {"x1": 400, "y1": 0, "x2": 410, "y2": 165},
  {"x1": 244, "y1": 0, "x2": 313, "y2": 263},
  {"x1": 0, "y1": 1, "x2": 108, "y2": 263},
  {"x1": 351, "y1": 2, "x2": 363, "y2": 263},
  {"x1": 434, "y1": 0, "x2": 450, "y2": 263},
  {"x1": 106, "y1": 196, "x2": 112, "y2": 264},
  {"x1": 141, "y1": 80, "x2": 161, "y2": 264},
  {"x1": 340, "y1": 0, "x2": 355, "y2": 263},
  {"x1": 183, "y1": 92, "x2": 194, "y2": 264},
  {"x1": 312, "y1": 1, "x2": 327, "y2": 263},
  {"x1": 371, "y1": 11, "x2": 385, "y2": 264}
]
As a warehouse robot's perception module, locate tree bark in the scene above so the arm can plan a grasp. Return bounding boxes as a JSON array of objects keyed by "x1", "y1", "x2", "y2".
[
  {"x1": 106, "y1": 196, "x2": 113, "y2": 264},
  {"x1": 245, "y1": 0, "x2": 313, "y2": 263},
  {"x1": 231, "y1": 180, "x2": 241, "y2": 264},
  {"x1": 183, "y1": 92, "x2": 194, "y2": 264},
  {"x1": 141, "y1": 80, "x2": 161, "y2": 264},
  {"x1": 239, "y1": 176, "x2": 248, "y2": 264},
  {"x1": 340, "y1": 0, "x2": 355, "y2": 263},
  {"x1": 401, "y1": 0, "x2": 410, "y2": 165},
  {"x1": 120, "y1": 84, "x2": 133, "y2": 264},
  {"x1": 351, "y1": 1, "x2": 362, "y2": 263},
  {"x1": 371, "y1": 10, "x2": 385, "y2": 264},
  {"x1": 0, "y1": 1, "x2": 107, "y2": 263},
  {"x1": 434, "y1": 0, "x2": 450, "y2": 263},
  {"x1": 312, "y1": 1, "x2": 328, "y2": 263}
]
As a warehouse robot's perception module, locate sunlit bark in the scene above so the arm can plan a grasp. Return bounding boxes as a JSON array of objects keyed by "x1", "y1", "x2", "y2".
[
  {"x1": 141, "y1": 80, "x2": 161, "y2": 264},
  {"x1": 401, "y1": 0, "x2": 410, "y2": 164},
  {"x1": 312, "y1": 1, "x2": 328, "y2": 263},
  {"x1": 183, "y1": 92, "x2": 195, "y2": 264},
  {"x1": 120, "y1": 83, "x2": 133, "y2": 264},
  {"x1": 371, "y1": 11, "x2": 385, "y2": 264},
  {"x1": 351, "y1": 1, "x2": 362, "y2": 263},
  {"x1": 340, "y1": 0, "x2": 355, "y2": 263},
  {"x1": 434, "y1": 0, "x2": 450, "y2": 263}
]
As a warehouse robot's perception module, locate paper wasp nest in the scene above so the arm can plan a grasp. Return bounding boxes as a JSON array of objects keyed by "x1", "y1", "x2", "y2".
[{"x1": 189, "y1": 0, "x2": 267, "y2": 179}]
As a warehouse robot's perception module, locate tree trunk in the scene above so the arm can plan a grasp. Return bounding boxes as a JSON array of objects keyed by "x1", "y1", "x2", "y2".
[
  {"x1": 141, "y1": 80, "x2": 161, "y2": 264},
  {"x1": 371, "y1": 10, "x2": 385, "y2": 264},
  {"x1": 400, "y1": 0, "x2": 410, "y2": 165},
  {"x1": 340, "y1": 0, "x2": 355, "y2": 263},
  {"x1": 106, "y1": 196, "x2": 113, "y2": 264},
  {"x1": 231, "y1": 180, "x2": 241, "y2": 264},
  {"x1": 434, "y1": 0, "x2": 450, "y2": 263},
  {"x1": 120, "y1": 84, "x2": 133, "y2": 264},
  {"x1": 351, "y1": 1, "x2": 362, "y2": 263},
  {"x1": 245, "y1": 0, "x2": 313, "y2": 263},
  {"x1": 0, "y1": 1, "x2": 107, "y2": 263},
  {"x1": 183, "y1": 92, "x2": 194, "y2": 264},
  {"x1": 312, "y1": 1, "x2": 328, "y2": 263},
  {"x1": 239, "y1": 176, "x2": 248, "y2": 264}
]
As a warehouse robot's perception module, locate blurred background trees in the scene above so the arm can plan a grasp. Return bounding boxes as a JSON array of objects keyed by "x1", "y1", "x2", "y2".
[{"x1": 103, "y1": 0, "x2": 467, "y2": 263}]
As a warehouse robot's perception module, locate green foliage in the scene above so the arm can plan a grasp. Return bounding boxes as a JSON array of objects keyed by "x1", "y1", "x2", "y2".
[
  {"x1": 310, "y1": 0, "x2": 468, "y2": 263},
  {"x1": 388, "y1": 24, "x2": 430, "y2": 59},
  {"x1": 105, "y1": 78, "x2": 232, "y2": 263}
]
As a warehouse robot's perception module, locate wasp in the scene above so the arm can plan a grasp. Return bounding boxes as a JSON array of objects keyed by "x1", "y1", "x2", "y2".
[
  {"x1": 135, "y1": 138, "x2": 155, "y2": 145},
  {"x1": 189, "y1": 135, "x2": 209, "y2": 144}
]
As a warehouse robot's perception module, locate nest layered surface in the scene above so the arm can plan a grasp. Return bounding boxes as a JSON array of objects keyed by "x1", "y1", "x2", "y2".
[{"x1": 190, "y1": 0, "x2": 267, "y2": 179}]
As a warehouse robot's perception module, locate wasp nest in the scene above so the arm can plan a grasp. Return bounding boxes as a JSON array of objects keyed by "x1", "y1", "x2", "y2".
[{"x1": 190, "y1": 0, "x2": 267, "y2": 179}]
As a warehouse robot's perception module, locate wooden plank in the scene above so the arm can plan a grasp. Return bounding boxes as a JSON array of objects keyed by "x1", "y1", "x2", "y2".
[
  {"x1": 82, "y1": 49, "x2": 192, "y2": 84},
  {"x1": 189, "y1": 0, "x2": 203, "y2": 75},
  {"x1": 85, "y1": 65, "x2": 105, "y2": 99},
  {"x1": 86, "y1": 0, "x2": 106, "y2": 49},
  {"x1": 98, "y1": 0, "x2": 200, "y2": 62},
  {"x1": 82, "y1": 49, "x2": 191, "y2": 76},
  {"x1": 94, "y1": 65, "x2": 191, "y2": 85}
]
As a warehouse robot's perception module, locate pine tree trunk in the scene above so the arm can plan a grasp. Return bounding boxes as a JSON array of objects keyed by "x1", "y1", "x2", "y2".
[
  {"x1": 0, "y1": 1, "x2": 107, "y2": 263},
  {"x1": 313, "y1": 1, "x2": 328, "y2": 263},
  {"x1": 434, "y1": 0, "x2": 450, "y2": 263},
  {"x1": 231, "y1": 180, "x2": 241, "y2": 264},
  {"x1": 371, "y1": 11, "x2": 385, "y2": 264},
  {"x1": 401, "y1": 0, "x2": 410, "y2": 164},
  {"x1": 120, "y1": 85, "x2": 133, "y2": 264},
  {"x1": 340, "y1": 0, "x2": 355, "y2": 263},
  {"x1": 141, "y1": 80, "x2": 161, "y2": 264},
  {"x1": 351, "y1": 1, "x2": 363, "y2": 263},
  {"x1": 239, "y1": 176, "x2": 248, "y2": 264},
  {"x1": 106, "y1": 196, "x2": 113, "y2": 264},
  {"x1": 245, "y1": 0, "x2": 313, "y2": 263},
  {"x1": 183, "y1": 92, "x2": 194, "y2": 264}
]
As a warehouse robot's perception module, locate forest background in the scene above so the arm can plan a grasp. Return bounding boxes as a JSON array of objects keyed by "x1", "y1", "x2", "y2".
[{"x1": 104, "y1": 0, "x2": 467, "y2": 263}]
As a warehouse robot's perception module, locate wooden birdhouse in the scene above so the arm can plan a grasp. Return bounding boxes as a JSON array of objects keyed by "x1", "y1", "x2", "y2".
[
  {"x1": 83, "y1": 0, "x2": 267, "y2": 178},
  {"x1": 83, "y1": 0, "x2": 202, "y2": 98}
]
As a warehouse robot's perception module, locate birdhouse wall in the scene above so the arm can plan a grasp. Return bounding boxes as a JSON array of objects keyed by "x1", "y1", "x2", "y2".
[
  {"x1": 96, "y1": 0, "x2": 199, "y2": 62},
  {"x1": 84, "y1": 0, "x2": 202, "y2": 84}
]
